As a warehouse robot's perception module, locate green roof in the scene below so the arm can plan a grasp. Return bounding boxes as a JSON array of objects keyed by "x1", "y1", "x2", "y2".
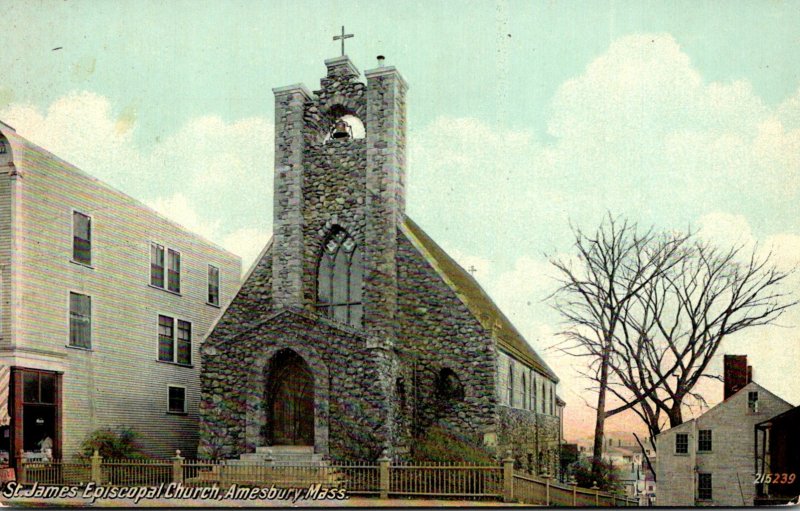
[{"x1": 401, "y1": 216, "x2": 558, "y2": 382}]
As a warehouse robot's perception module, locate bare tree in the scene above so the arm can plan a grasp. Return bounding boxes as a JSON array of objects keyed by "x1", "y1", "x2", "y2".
[
  {"x1": 610, "y1": 241, "x2": 796, "y2": 434},
  {"x1": 550, "y1": 215, "x2": 796, "y2": 478},
  {"x1": 549, "y1": 215, "x2": 690, "y2": 473}
]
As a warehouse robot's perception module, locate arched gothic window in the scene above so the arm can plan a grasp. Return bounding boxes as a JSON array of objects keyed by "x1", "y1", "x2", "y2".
[
  {"x1": 508, "y1": 364, "x2": 514, "y2": 407},
  {"x1": 522, "y1": 374, "x2": 528, "y2": 410},
  {"x1": 316, "y1": 227, "x2": 363, "y2": 328}
]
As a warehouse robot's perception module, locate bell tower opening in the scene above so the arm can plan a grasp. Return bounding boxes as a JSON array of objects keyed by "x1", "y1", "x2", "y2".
[{"x1": 324, "y1": 104, "x2": 365, "y2": 142}]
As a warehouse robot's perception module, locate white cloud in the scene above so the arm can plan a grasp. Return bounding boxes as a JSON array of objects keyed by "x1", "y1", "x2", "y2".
[
  {"x1": 1, "y1": 92, "x2": 274, "y2": 271},
  {"x1": 222, "y1": 227, "x2": 271, "y2": 273},
  {"x1": 147, "y1": 193, "x2": 221, "y2": 243}
]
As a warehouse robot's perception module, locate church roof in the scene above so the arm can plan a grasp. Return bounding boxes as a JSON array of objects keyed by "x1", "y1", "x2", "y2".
[{"x1": 401, "y1": 216, "x2": 558, "y2": 382}]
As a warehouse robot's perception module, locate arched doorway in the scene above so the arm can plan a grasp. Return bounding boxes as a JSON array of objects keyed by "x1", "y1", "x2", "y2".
[{"x1": 265, "y1": 350, "x2": 314, "y2": 446}]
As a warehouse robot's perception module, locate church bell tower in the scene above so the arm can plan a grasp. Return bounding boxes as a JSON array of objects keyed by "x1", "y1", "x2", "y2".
[{"x1": 271, "y1": 46, "x2": 408, "y2": 349}]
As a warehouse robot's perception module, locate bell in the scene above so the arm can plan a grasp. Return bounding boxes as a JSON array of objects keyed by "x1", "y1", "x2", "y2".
[{"x1": 331, "y1": 118, "x2": 352, "y2": 139}]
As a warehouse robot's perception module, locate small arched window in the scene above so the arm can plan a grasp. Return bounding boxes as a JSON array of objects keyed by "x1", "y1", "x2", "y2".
[
  {"x1": 522, "y1": 374, "x2": 528, "y2": 410},
  {"x1": 316, "y1": 227, "x2": 363, "y2": 328},
  {"x1": 397, "y1": 377, "x2": 407, "y2": 410},
  {"x1": 508, "y1": 364, "x2": 514, "y2": 407}
]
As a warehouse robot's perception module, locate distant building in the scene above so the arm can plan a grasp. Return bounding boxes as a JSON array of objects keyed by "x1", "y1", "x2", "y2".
[
  {"x1": 755, "y1": 405, "x2": 800, "y2": 505},
  {"x1": 656, "y1": 355, "x2": 794, "y2": 506},
  {"x1": 0, "y1": 122, "x2": 241, "y2": 466}
]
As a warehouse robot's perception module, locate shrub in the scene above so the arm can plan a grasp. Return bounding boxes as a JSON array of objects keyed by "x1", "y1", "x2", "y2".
[
  {"x1": 566, "y1": 457, "x2": 622, "y2": 492},
  {"x1": 78, "y1": 427, "x2": 148, "y2": 460},
  {"x1": 411, "y1": 424, "x2": 496, "y2": 465}
]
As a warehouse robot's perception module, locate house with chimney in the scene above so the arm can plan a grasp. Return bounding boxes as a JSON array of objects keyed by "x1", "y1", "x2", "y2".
[{"x1": 655, "y1": 355, "x2": 794, "y2": 506}]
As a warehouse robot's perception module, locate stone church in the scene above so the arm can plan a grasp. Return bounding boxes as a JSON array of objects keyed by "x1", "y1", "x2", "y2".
[{"x1": 199, "y1": 52, "x2": 563, "y2": 474}]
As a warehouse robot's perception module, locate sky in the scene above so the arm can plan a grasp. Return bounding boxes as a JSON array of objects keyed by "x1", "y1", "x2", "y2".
[{"x1": 2, "y1": 0, "x2": 799, "y2": 442}]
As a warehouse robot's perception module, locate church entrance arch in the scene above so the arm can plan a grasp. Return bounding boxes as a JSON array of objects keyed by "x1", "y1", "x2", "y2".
[{"x1": 265, "y1": 349, "x2": 314, "y2": 446}]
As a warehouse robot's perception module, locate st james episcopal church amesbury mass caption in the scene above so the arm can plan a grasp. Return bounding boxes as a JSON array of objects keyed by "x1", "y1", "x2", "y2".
[{"x1": 198, "y1": 47, "x2": 564, "y2": 475}]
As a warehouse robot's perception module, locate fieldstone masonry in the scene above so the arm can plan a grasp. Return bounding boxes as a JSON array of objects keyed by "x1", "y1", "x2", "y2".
[{"x1": 199, "y1": 54, "x2": 562, "y2": 465}]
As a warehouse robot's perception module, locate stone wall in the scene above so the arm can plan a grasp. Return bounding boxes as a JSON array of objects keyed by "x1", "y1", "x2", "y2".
[
  {"x1": 301, "y1": 140, "x2": 366, "y2": 307},
  {"x1": 272, "y1": 86, "x2": 310, "y2": 309},
  {"x1": 498, "y1": 406, "x2": 560, "y2": 477},
  {"x1": 200, "y1": 308, "x2": 392, "y2": 462},
  {"x1": 395, "y1": 230, "x2": 498, "y2": 454}
]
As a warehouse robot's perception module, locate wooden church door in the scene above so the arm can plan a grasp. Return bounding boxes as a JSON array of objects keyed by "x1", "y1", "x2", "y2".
[{"x1": 267, "y1": 351, "x2": 314, "y2": 446}]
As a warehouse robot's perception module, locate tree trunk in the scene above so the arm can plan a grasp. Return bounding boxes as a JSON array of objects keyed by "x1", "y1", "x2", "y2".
[
  {"x1": 591, "y1": 347, "x2": 610, "y2": 478},
  {"x1": 668, "y1": 401, "x2": 683, "y2": 427}
]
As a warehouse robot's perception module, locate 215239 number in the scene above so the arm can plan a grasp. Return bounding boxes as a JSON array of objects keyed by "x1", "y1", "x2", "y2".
[{"x1": 754, "y1": 473, "x2": 796, "y2": 484}]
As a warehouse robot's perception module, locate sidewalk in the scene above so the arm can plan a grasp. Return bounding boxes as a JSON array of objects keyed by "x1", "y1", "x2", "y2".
[{"x1": 2, "y1": 496, "x2": 523, "y2": 507}]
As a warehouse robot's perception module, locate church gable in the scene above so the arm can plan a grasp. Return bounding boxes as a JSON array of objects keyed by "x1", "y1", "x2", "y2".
[{"x1": 400, "y1": 217, "x2": 557, "y2": 382}]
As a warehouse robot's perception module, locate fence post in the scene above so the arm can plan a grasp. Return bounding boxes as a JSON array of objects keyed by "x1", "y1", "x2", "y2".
[
  {"x1": 502, "y1": 450, "x2": 514, "y2": 503},
  {"x1": 16, "y1": 451, "x2": 26, "y2": 484},
  {"x1": 569, "y1": 475, "x2": 577, "y2": 506},
  {"x1": 378, "y1": 450, "x2": 390, "y2": 499},
  {"x1": 172, "y1": 450, "x2": 184, "y2": 484},
  {"x1": 542, "y1": 467, "x2": 551, "y2": 506},
  {"x1": 91, "y1": 450, "x2": 102, "y2": 485},
  {"x1": 591, "y1": 482, "x2": 600, "y2": 506}
]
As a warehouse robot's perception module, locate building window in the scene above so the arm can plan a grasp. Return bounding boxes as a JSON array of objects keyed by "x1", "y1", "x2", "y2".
[
  {"x1": 675, "y1": 433, "x2": 689, "y2": 454},
  {"x1": 748, "y1": 391, "x2": 759, "y2": 413},
  {"x1": 158, "y1": 315, "x2": 191, "y2": 365},
  {"x1": 69, "y1": 292, "x2": 91, "y2": 349},
  {"x1": 150, "y1": 243, "x2": 165, "y2": 288},
  {"x1": 167, "y1": 385, "x2": 186, "y2": 414},
  {"x1": 177, "y1": 320, "x2": 191, "y2": 365},
  {"x1": 207, "y1": 265, "x2": 220, "y2": 306},
  {"x1": 436, "y1": 368, "x2": 465, "y2": 401},
  {"x1": 158, "y1": 315, "x2": 174, "y2": 362},
  {"x1": 508, "y1": 364, "x2": 514, "y2": 407},
  {"x1": 0, "y1": 140, "x2": 6, "y2": 154},
  {"x1": 72, "y1": 211, "x2": 91, "y2": 265},
  {"x1": 544, "y1": 382, "x2": 549, "y2": 415},
  {"x1": 316, "y1": 227, "x2": 362, "y2": 328},
  {"x1": 522, "y1": 374, "x2": 528, "y2": 410},
  {"x1": 531, "y1": 377, "x2": 536, "y2": 412},
  {"x1": 22, "y1": 371, "x2": 56, "y2": 405},
  {"x1": 167, "y1": 249, "x2": 181, "y2": 293},
  {"x1": 397, "y1": 377, "x2": 406, "y2": 410},
  {"x1": 698, "y1": 473, "x2": 712, "y2": 500},
  {"x1": 698, "y1": 429, "x2": 712, "y2": 452}
]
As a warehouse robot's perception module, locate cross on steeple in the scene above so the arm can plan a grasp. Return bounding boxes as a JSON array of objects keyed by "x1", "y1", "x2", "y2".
[
  {"x1": 468, "y1": 265, "x2": 478, "y2": 276},
  {"x1": 333, "y1": 26, "x2": 354, "y2": 56}
]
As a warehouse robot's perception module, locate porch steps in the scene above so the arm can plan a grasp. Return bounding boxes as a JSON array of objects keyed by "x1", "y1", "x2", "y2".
[
  {"x1": 185, "y1": 446, "x2": 342, "y2": 487},
  {"x1": 236, "y1": 446, "x2": 326, "y2": 465}
]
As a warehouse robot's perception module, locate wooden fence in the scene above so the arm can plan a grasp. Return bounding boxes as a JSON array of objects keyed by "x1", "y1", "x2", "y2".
[
  {"x1": 18, "y1": 451, "x2": 637, "y2": 505},
  {"x1": 513, "y1": 472, "x2": 637, "y2": 506}
]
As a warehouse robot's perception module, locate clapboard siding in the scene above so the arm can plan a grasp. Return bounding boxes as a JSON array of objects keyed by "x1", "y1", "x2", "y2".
[
  {"x1": 0, "y1": 133, "x2": 12, "y2": 346},
  {"x1": 3, "y1": 127, "x2": 240, "y2": 459}
]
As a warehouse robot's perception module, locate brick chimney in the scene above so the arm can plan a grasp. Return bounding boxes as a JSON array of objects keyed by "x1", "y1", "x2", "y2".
[{"x1": 723, "y1": 354, "x2": 752, "y2": 399}]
